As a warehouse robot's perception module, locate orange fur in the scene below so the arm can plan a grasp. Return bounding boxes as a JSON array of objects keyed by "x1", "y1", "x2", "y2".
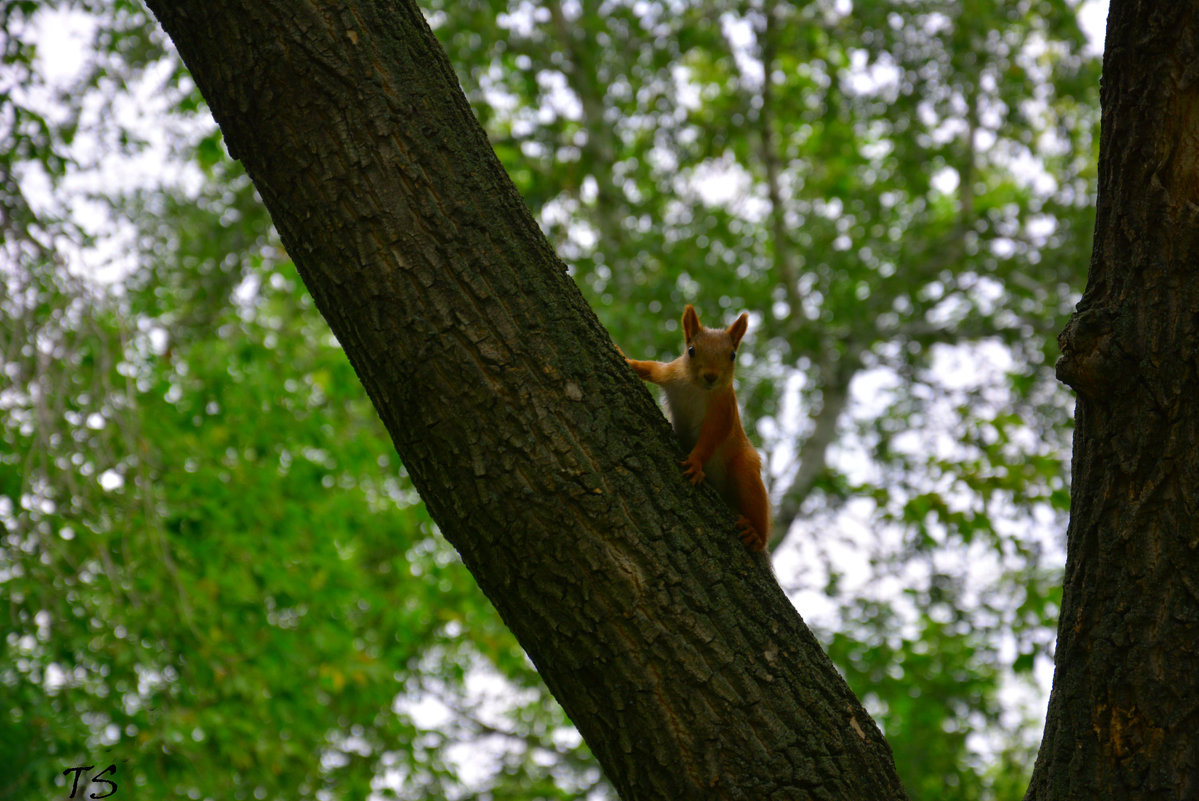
[{"x1": 626, "y1": 305, "x2": 771, "y2": 550}]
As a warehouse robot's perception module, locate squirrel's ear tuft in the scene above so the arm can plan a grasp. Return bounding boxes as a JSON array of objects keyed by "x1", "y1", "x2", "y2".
[
  {"x1": 682, "y1": 305, "x2": 701, "y2": 342},
  {"x1": 727, "y1": 313, "x2": 748, "y2": 348}
]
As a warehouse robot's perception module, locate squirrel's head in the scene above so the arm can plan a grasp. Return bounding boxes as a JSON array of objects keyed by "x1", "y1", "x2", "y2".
[{"x1": 681, "y1": 304, "x2": 748, "y2": 390}]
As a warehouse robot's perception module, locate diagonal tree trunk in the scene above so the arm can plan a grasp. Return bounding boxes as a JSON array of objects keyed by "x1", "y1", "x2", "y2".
[
  {"x1": 1032, "y1": 3, "x2": 1199, "y2": 799},
  {"x1": 142, "y1": 0, "x2": 908, "y2": 798}
]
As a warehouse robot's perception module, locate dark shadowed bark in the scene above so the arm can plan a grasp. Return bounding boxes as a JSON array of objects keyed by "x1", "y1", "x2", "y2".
[
  {"x1": 1033, "y1": 3, "x2": 1199, "y2": 800},
  {"x1": 141, "y1": 1, "x2": 908, "y2": 798}
]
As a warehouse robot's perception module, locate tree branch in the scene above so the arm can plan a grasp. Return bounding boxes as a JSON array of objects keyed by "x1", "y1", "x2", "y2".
[
  {"x1": 758, "y1": 2, "x2": 806, "y2": 320},
  {"x1": 770, "y1": 348, "x2": 858, "y2": 544},
  {"x1": 142, "y1": 1, "x2": 911, "y2": 797}
]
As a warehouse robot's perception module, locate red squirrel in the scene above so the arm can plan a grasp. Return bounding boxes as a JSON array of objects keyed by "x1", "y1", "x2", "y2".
[{"x1": 625, "y1": 305, "x2": 771, "y2": 550}]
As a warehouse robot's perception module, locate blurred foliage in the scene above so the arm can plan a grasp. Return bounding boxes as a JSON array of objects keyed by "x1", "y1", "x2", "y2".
[{"x1": 1, "y1": 0, "x2": 1099, "y2": 799}]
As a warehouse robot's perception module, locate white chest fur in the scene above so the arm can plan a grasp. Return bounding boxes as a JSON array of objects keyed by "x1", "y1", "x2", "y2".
[{"x1": 662, "y1": 380, "x2": 707, "y2": 450}]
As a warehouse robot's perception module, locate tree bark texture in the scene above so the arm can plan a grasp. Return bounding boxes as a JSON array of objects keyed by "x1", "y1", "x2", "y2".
[
  {"x1": 1036, "y1": 3, "x2": 1199, "y2": 799},
  {"x1": 143, "y1": 1, "x2": 908, "y2": 798}
]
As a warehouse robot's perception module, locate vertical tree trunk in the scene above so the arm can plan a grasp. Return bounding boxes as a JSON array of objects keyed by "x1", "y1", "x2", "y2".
[
  {"x1": 1033, "y1": 3, "x2": 1199, "y2": 799},
  {"x1": 143, "y1": 1, "x2": 909, "y2": 798}
]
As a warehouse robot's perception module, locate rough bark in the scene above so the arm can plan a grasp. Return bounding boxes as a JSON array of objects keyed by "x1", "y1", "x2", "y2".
[
  {"x1": 142, "y1": 1, "x2": 908, "y2": 798},
  {"x1": 1033, "y1": 3, "x2": 1199, "y2": 800}
]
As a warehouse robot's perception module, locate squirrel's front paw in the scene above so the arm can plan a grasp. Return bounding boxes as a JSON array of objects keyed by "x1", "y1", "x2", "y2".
[{"x1": 680, "y1": 456, "x2": 705, "y2": 485}]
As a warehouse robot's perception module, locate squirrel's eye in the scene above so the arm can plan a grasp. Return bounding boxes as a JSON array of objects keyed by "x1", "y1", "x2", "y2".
[
  {"x1": 730, "y1": 350, "x2": 737, "y2": 361},
  {"x1": 688, "y1": 346, "x2": 695, "y2": 358}
]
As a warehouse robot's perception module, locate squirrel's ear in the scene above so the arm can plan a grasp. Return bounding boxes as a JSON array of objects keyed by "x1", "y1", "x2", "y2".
[
  {"x1": 682, "y1": 305, "x2": 701, "y2": 342},
  {"x1": 727, "y1": 313, "x2": 748, "y2": 348}
]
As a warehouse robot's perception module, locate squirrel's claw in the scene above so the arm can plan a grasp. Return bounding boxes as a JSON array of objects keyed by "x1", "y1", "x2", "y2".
[{"x1": 736, "y1": 516, "x2": 766, "y2": 551}]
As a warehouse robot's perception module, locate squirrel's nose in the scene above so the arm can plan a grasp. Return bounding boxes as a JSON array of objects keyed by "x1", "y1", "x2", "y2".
[{"x1": 702, "y1": 371, "x2": 717, "y2": 385}]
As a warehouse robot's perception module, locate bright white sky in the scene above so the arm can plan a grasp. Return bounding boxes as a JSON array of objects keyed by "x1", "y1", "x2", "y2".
[{"x1": 1079, "y1": 0, "x2": 1109, "y2": 53}]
